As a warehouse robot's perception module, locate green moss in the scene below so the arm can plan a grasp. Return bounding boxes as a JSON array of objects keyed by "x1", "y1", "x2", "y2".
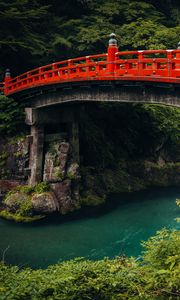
[
  {"x1": 9, "y1": 135, "x2": 26, "y2": 145},
  {"x1": 4, "y1": 192, "x2": 33, "y2": 216},
  {"x1": 18, "y1": 198, "x2": 33, "y2": 216},
  {"x1": 14, "y1": 151, "x2": 22, "y2": 158},
  {"x1": 0, "y1": 151, "x2": 8, "y2": 168},
  {"x1": 7, "y1": 185, "x2": 34, "y2": 196},
  {"x1": 81, "y1": 191, "x2": 105, "y2": 206},
  {"x1": 46, "y1": 143, "x2": 58, "y2": 156},
  {"x1": 66, "y1": 172, "x2": 76, "y2": 180},
  {"x1": 1, "y1": 183, "x2": 52, "y2": 222},
  {"x1": 55, "y1": 170, "x2": 64, "y2": 180},
  {"x1": 7, "y1": 182, "x2": 51, "y2": 196},
  {"x1": 33, "y1": 182, "x2": 50, "y2": 194},
  {"x1": 0, "y1": 210, "x2": 45, "y2": 222}
]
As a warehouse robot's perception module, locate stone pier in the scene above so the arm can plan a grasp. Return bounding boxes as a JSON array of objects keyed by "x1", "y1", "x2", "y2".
[{"x1": 25, "y1": 106, "x2": 80, "y2": 186}]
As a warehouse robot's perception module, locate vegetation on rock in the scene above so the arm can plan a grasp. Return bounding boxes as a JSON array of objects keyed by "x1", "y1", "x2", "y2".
[
  {"x1": 0, "y1": 210, "x2": 44, "y2": 222},
  {"x1": 79, "y1": 103, "x2": 180, "y2": 203},
  {"x1": 0, "y1": 183, "x2": 51, "y2": 222}
]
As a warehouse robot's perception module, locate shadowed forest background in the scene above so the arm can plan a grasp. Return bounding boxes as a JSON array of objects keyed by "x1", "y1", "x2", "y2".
[{"x1": 0, "y1": 0, "x2": 179, "y2": 77}]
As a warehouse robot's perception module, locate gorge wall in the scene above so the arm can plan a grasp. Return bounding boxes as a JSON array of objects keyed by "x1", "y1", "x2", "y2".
[{"x1": 0, "y1": 102, "x2": 180, "y2": 220}]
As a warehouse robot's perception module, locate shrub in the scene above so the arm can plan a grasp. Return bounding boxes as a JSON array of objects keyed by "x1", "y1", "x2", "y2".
[
  {"x1": 0, "y1": 95, "x2": 24, "y2": 136},
  {"x1": 0, "y1": 228, "x2": 179, "y2": 299}
]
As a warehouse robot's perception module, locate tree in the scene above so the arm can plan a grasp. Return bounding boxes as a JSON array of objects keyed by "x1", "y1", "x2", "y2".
[
  {"x1": 0, "y1": 0, "x2": 51, "y2": 73},
  {"x1": 0, "y1": 94, "x2": 24, "y2": 136}
]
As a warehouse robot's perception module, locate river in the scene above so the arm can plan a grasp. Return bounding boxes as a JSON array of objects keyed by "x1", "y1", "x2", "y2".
[{"x1": 0, "y1": 187, "x2": 179, "y2": 269}]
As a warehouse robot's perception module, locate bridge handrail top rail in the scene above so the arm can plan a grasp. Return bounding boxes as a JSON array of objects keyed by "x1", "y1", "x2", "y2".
[
  {"x1": 7, "y1": 63, "x2": 113, "y2": 86},
  {"x1": 5, "y1": 52, "x2": 108, "y2": 85},
  {"x1": 3, "y1": 48, "x2": 180, "y2": 90},
  {"x1": 68, "y1": 53, "x2": 107, "y2": 62},
  {"x1": 116, "y1": 49, "x2": 180, "y2": 56}
]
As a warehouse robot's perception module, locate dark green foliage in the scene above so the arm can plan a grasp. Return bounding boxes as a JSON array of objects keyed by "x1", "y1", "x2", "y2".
[
  {"x1": 142, "y1": 105, "x2": 180, "y2": 142},
  {"x1": 79, "y1": 104, "x2": 180, "y2": 169},
  {"x1": 0, "y1": 229, "x2": 179, "y2": 299},
  {"x1": 0, "y1": 94, "x2": 24, "y2": 136},
  {"x1": 0, "y1": 0, "x2": 51, "y2": 72},
  {"x1": 0, "y1": 0, "x2": 179, "y2": 74},
  {"x1": 79, "y1": 104, "x2": 180, "y2": 199}
]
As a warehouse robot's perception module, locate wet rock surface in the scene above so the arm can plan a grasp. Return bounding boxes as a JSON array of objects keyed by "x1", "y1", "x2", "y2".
[
  {"x1": 31, "y1": 192, "x2": 59, "y2": 213},
  {"x1": 4, "y1": 192, "x2": 30, "y2": 213},
  {"x1": 43, "y1": 142, "x2": 70, "y2": 182},
  {"x1": 50, "y1": 180, "x2": 80, "y2": 214}
]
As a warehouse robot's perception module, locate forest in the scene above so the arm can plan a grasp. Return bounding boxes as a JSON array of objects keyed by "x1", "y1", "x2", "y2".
[{"x1": 0, "y1": 0, "x2": 180, "y2": 77}]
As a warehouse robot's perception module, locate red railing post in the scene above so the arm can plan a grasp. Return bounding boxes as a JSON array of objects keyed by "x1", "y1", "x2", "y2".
[
  {"x1": 174, "y1": 42, "x2": 180, "y2": 77},
  {"x1": 138, "y1": 51, "x2": 144, "y2": 76},
  {"x1": 4, "y1": 69, "x2": 11, "y2": 95},
  {"x1": 4, "y1": 69, "x2": 11, "y2": 84},
  {"x1": 167, "y1": 50, "x2": 173, "y2": 77},
  {"x1": 107, "y1": 33, "x2": 118, "y2": 75},
  {"x1": 176, "y1": 42, "x2": 180, "y2": 58}
]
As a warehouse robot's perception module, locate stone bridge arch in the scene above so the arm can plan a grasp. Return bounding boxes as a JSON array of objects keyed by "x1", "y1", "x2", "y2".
[{"x1": 22, "y1": 80, "x2": 180, "y2": 186}]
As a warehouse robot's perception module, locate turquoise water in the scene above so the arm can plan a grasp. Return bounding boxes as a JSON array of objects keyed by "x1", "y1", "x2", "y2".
[{"x1": 0, "y1": 187, "x2": 179, "y2": 269}]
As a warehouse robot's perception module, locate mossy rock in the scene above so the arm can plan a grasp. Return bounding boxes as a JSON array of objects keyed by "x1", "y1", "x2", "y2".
[
  {"x1": 31, "y1": 192, "x2": 58, "y2": 213},
  {"x1": 11, "y1": 182, "x2": 50, "y2": 194},
  {"x1": 0, "y1": 210, "x2": 45, "y2": 222},
  {"x1": 2, "y1": 182, "x2": 53, "y2": 222},
  {"x1": 4, "y1": 192, "x2": 32, "y2": 215},
  {"x1": 81, "y1": 191, "x2": 105, "y2": 206}
]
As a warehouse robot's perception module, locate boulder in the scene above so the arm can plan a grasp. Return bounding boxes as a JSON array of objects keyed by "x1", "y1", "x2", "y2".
[
  {"x1": 50, "y1": 180, "x2": 80, "y2": 214},
  {"x1": 31, "y1": 192, "x2": 58, "y2": 213},
  {"x1": 4, "y1": 192, "x2": 30, "y2": 213}
]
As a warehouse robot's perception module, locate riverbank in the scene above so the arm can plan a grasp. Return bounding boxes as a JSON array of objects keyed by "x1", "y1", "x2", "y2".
[
  {"x1": 0, "y1": 187, "x2": 179, "y2": 268},
  {"x1": 0, "y1": 226, "x2": 180, "y2": 300}
]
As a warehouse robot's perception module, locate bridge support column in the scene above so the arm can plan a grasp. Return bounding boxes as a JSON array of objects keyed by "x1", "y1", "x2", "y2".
[
  {"x1": 25, "y1": 106, "x2": 80, "y2": 185},
  {"x1": 28, "y1": 125, "x2": 44, "y2": 185},
  {"x1": 69, "y1": 119, "x2": 79, "y2": 163},
  {"x1": 25, "y1": 107, "x2": 44, "y2": 185}
]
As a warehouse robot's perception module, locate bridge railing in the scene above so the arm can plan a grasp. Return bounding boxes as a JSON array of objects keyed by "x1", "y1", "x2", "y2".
[
  {"x1": 4, "y1": 53, "x2": 108, "y2": 95},
  {"x1": 3, "y1": 50, "x2": 180, "y2": 96},
  {"x1": 115, "y1": 50, "x2": 180, "y2": 78}
]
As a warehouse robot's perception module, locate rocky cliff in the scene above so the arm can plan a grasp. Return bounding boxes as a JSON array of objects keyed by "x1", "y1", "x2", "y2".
[{"x1": 0, "y1": 103, "x2": 179, "y2": 221}]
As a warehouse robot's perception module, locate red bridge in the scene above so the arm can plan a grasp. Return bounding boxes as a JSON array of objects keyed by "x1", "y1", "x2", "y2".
[
  {"x1": 1, "y1": 34, "x2": 180, "y2": 97},
  {"x1": 1, "y1": 34, "x2": 179, "y2": 185}
]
